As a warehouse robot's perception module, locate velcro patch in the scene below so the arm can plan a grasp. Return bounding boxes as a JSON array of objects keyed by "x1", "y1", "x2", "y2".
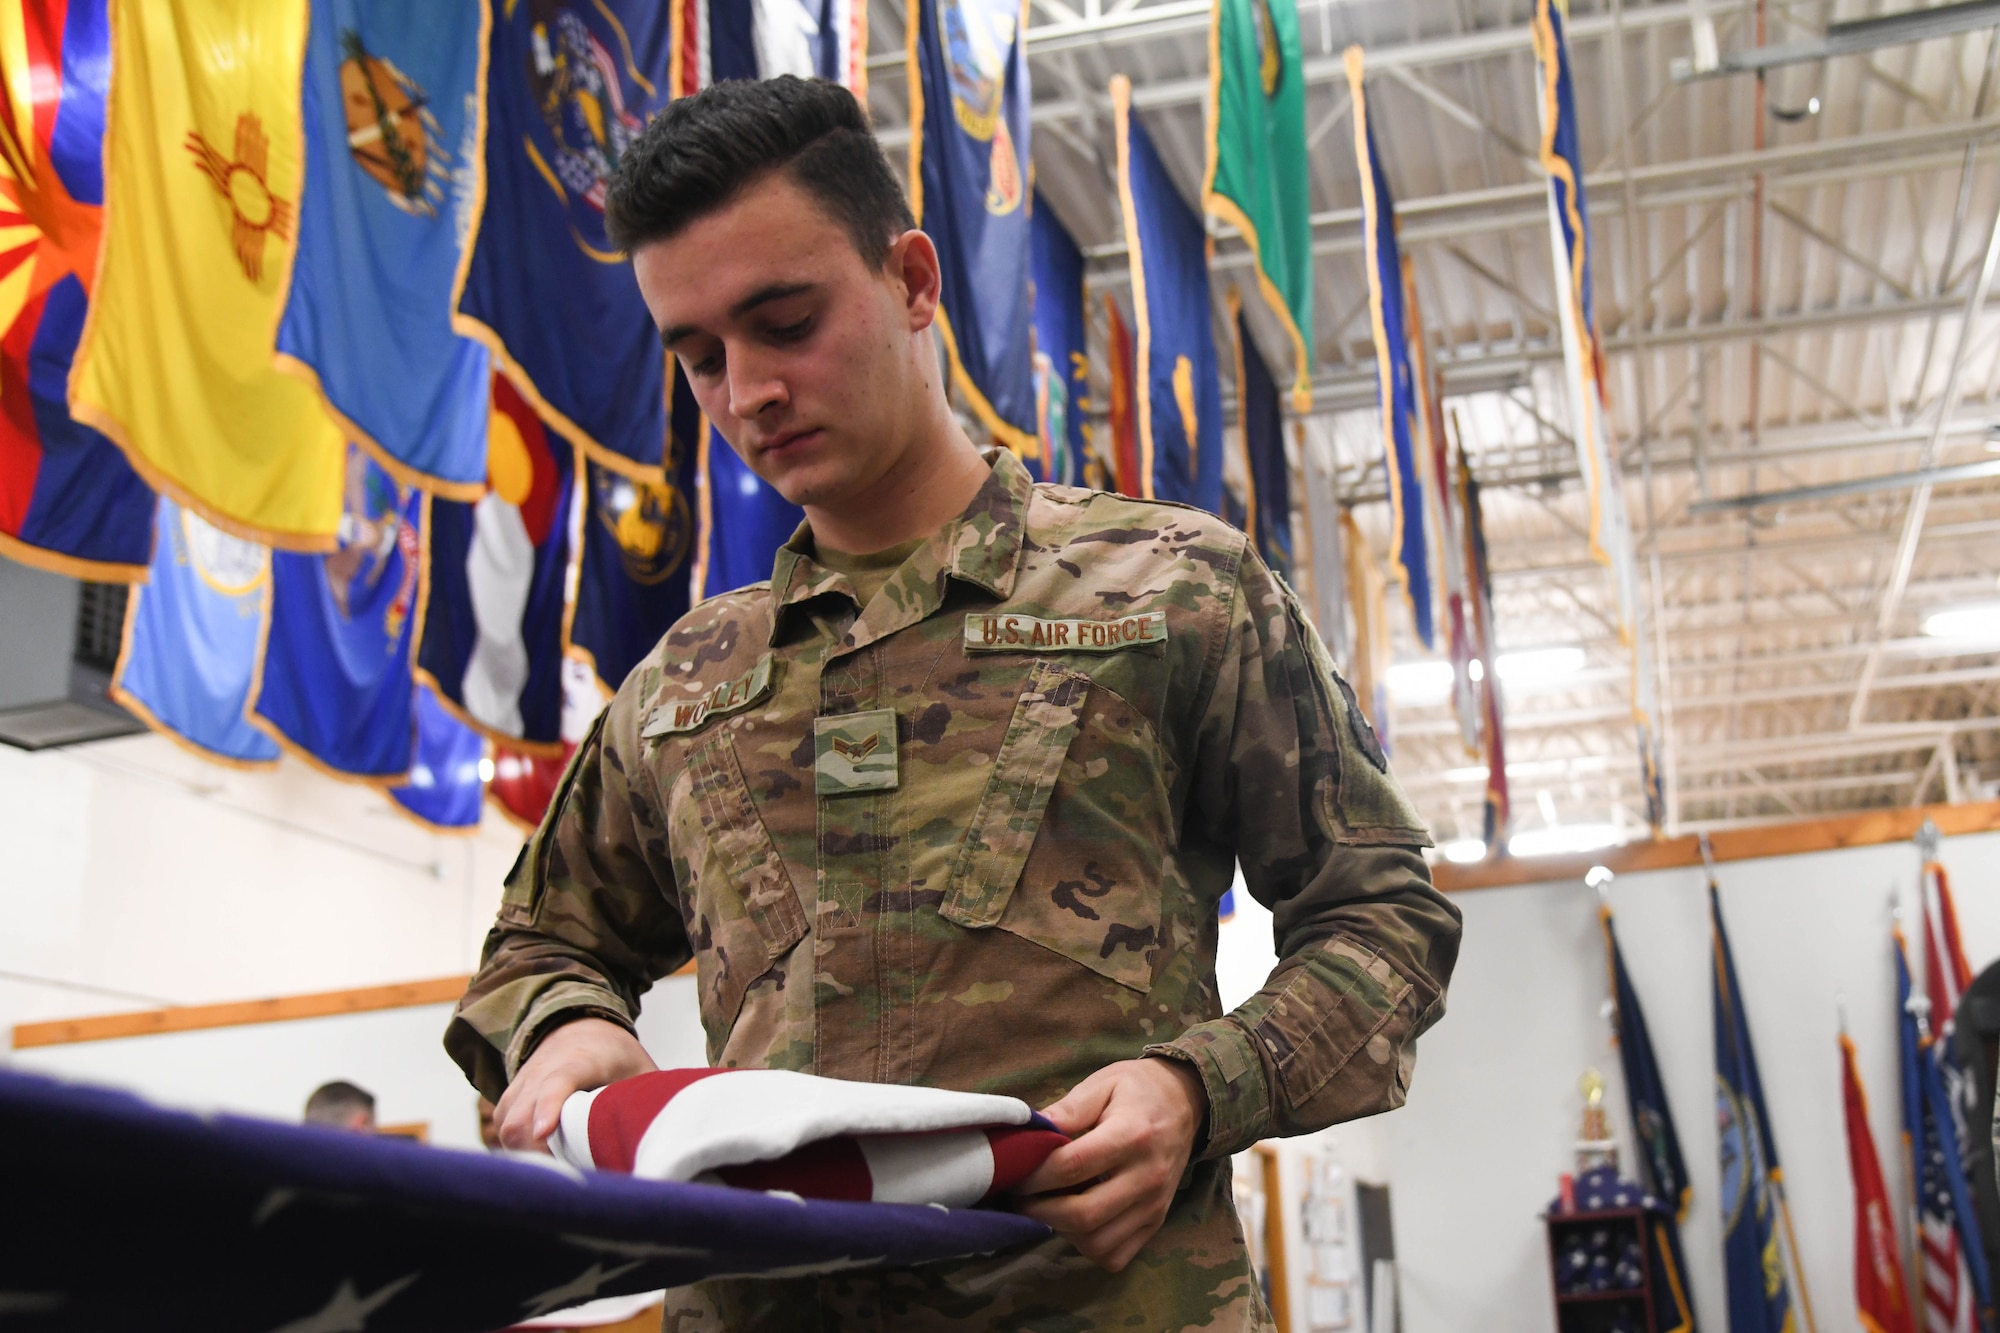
[
  {"x1": 814, "y1": 709, "x2": 899, "y2": 794},
  {"x1": 963, "y1": 612, "x2": 1166, "y2": 653},
  {"x1": 642, "y1": 656, "x2": 775, "y2": 739}
]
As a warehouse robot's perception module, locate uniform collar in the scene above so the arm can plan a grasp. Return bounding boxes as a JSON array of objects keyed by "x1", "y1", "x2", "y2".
[{"x1": 767, "y1": 447, "x2": 1032, "y2": 649}]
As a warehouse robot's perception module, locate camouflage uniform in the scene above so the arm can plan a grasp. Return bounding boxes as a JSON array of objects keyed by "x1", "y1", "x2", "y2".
[{"x1": 447, "y1": 449, "x2": 1462, "y2": 1331}]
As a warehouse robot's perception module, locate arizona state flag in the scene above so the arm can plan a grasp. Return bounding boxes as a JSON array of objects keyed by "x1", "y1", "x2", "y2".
[
  {"x1": 1842, "y1": 1032, "x2": 1915, "y2": 1333},
  {"x1": 457, "y1": 0, "x2": 671, "y2": 478},
  {"x1": 1343, "y1": 47, "x2": 1433, "y2": 649},
  {"x1": 0, "y1": 0, "x2": 154, "y2": 580},
  {"x1": 1030, "y1": 196, "x2": 1089, "y2": 488},
  {"x1": 1113, "y1": 75, "x2": 1224, "y2": 514},
  {"x1": 1103, "y1": 294, "x2": 1142, "y2": 497},
  {"x1": 419, "y1": 374, "x2": 573, "y2": 751},
  {"x1": 251, "y1": 446, "x2": 427, "y2": 781},
  {"x1": 1231, "y1": 297, "x2": 1293, "y2": 577},
  {"x1": 275, "y1": 0, "x2": 492, "y2": 498},
  {"x1": 1204, "y1": 0, "x2": 1311, "y2": 409},
  {"x1": 570, "y1": 369, "x2": 701, "y2": 692},
  {"x1": 908, "y1": 0, "x2": 1037, "y2": 457},
  {"x1": 112, "y1": 498, "x2": 280, "y2": 766},
  {"x1": 388, "y1": 683, "x2": 485, "y2": 831},
  {"x1": 70, "y1": 0, "x2": 346, "y2": 551}
]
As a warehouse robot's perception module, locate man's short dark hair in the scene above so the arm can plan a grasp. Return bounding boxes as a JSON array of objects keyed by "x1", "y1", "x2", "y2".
[
  {"x1": 606, "y1": 76, "x2": 915, "y2": 270},
  {"x1": 303, "y1": 1080, "x2": 375, "y2": 1126}
]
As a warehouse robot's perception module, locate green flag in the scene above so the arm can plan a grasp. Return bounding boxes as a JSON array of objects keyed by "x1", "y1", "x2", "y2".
[{"x1": 1203, "y1": 0, "x2": 1314, "y2": 409}]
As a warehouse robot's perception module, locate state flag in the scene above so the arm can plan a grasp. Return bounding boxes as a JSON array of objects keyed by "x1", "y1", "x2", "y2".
[
  {"x1": 1030, "y1": 196, "x2": 1089, "y2": 487},
  {"x1": 1230, "y1": 295, "x2": 1294, "y2": 578},
  {"x1": 388, "y1": 683, "x2": 486, "y2": 832},
  {"x1": 1103, "y1": 294, "x2": 1142, "y2": 497}
]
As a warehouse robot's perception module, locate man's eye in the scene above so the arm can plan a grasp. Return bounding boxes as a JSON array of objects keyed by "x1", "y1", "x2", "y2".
[
  {"x1": 771, "y1": 317, "x2": 812, "y2": 341},
  {"x1": 690, "y1": 353, "x2": 724, "y2": 377}
]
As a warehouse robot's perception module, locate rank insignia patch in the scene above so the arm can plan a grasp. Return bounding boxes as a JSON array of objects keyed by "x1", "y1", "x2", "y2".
[{"x1": 815, "y1": 709, "x2": 899, "y2": 794}]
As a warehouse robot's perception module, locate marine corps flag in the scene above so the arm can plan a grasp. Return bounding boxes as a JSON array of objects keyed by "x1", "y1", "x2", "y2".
[
  {"x1": 908, "y1": 0, "x2": 1037, "y2": 457},
  {"x1": 70, "y1": 0, "x2": 345, "y2": 550},
  {"x1": 1531, "y1": 0, "x2": 1665, "y2": 833},
  {"x1": 1203, "y1": 0, "x2": 1312, "y2": 409},
  {"x1": 1230, "y1": 297, "x2": 1293, "y2": 578},
  {"x1": 1842, "y1": 1031, "x2": 1915, "y2": 1333},
  {"x1": 1113, "y1": 75, "x2": 1224, "y2": 514},
  {"x1": 1031, "y1": 196, "x2": 1089, "y2": 488},
  {"x1": 1343, "y1": 47, "x2": 1433, "y2": 650},
  {"x1": 388, "y1": 684, "x2": 485, "y2": 831},
  {"x1": 275, "y1": 0, "x2": 492, "y2": 498},
  {"x1": 457, "y1": 0, "x2": 671, "y2": 478},
  {"x1": 0, "y1": 0, "x2": 154, "y2": 580},
  {"x1": 112, "y1": 498, "x2": 280, "y2": 767},
  {"x1": 251, "y1": 446, "x2": 427, "y2": 782}
]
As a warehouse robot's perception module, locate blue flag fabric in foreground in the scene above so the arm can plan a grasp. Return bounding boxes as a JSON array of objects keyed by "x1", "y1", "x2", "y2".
[{"x1": 0, "y1": 1068, "x2": 1047, "y2": 1332}]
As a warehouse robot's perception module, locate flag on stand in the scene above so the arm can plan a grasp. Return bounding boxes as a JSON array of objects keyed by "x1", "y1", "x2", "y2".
[
  {"x1": 1230, "y1": 296, "x2": 1293, "y2": 578},
  {"x1": 456, "y1": 0, "x2": 672, "y2": 478},
  {"x1": 1458, "y1": 449, "x2": 1510, "y2": 849},
  {"x1": 1343, "y1": 47, "x2": 1433, "y2": 651},
  {"x1": 419, "y1": 374, "x2": 573, "y2": 753},
  {"x1": 1203, "y1": 0, "x2": 1312, "y2": 410},
  {"x1": 388, "y1": 683, "x2": 485, "y2": 832},
  {"x1": 251, "y1": 446, "x2": 427, "y2": 782},
  {"x1": 69, "y1": 0, "x2": 346, "y2": 550},
  {"x1": 1530, "y1": 0, "x2": 1664, "y2": 834},
  {"x1": 275, "y1": 0, "x2": 492, "y2": 499},
  {"x1": 0, "y1": 0, "x2": 154, "y2": 580},
  {"x1": 1341, "y1": 509, "x2": 1391, "y2": 755},
  {"x1": 1113, "y1": 75, "x2": 1224, "y2": 514},
  {"x1": 1104, "y1": 294, "x2": 1143, "y2": 497},
  {"x1": 1844, "y1": 1031, "x2": 1917, "y2": 1333},
  {"x1": 907, "y1": 0, "x2": 1037, "y2": 458},
  {"x1": 1405, "y1": 269, "x2": 1476, "y2": 753},
  {"x1": 112, "y1": 498, "x2": 280, "y2": 767},
  {"x1": 1031, "y1": 196, "x2": 1090, "y2": 488},
  {"x1": 1710, "y1": 886, "x2": 1798, "y2": 1333}
]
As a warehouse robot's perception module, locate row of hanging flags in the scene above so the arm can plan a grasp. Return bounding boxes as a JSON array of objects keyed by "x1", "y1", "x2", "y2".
[{"x1": 1595, "y1": 852, "x2": 1994, "y2": 1333}]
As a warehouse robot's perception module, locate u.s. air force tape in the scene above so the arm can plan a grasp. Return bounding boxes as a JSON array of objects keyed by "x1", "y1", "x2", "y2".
[{"x1": 962, "y1": 612, "x2": 1167, "y2": 653}]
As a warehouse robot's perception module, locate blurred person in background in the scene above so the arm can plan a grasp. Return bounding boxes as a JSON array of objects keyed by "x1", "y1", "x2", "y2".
[{"x1": 302, "y1": 1080, "x2": 376, "y2": 1132}]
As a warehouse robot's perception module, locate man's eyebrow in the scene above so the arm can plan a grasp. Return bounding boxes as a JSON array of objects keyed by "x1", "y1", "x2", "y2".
[{"x1": 659, "y1": 281, "x2": 821, "y2": 348}]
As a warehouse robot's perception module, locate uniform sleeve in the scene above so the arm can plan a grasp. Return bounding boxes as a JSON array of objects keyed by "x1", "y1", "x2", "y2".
[
  {"x1": 443, "y1": 682, "x2": 691, "y2": 1103},
  {"x1": 1146, "y1": 548, "x2": 1463, "y2": 1160}
]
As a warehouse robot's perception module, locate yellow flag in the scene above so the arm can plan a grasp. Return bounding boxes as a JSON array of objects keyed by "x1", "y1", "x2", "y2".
[{"x1": 70, "y1": 0, "x2": 343, "y2": 551}]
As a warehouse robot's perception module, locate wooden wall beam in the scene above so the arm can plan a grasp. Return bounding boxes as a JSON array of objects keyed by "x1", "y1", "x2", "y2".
[{"x1": 11, "y1": 976, "x2": 474, "y2": 1050}]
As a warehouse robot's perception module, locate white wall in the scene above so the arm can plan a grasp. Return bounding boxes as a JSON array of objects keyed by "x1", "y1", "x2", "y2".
[{"x1": 1383, "y1": 830, "x2": 2000, "y2": 1333}]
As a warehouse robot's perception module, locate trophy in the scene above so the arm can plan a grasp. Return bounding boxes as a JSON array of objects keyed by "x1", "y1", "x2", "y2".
[{"x1": 1575, "y1": 1069, "x2": 1618, "y2": 1174}]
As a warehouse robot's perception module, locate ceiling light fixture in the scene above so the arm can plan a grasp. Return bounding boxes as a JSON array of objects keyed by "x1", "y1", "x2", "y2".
[
  {"x1": 1386, "y1": 660, "x2": 1454, "y2": 705},
  {"x1": 1922, "y1": 601, "x2": 2000, "y2": 643},
  {"x1": 1508, "y1": 824, "x2": 1623, "y2": 857},
  {"x1": 1494, "y1": 646, "x2": 1587, "y2": 686},
  {"x1": 1440, "y1": 839, "x2": 1487, "y2": 864}
]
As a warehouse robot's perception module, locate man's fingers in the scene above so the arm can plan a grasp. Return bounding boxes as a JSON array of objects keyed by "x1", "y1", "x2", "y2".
[
  {"x1": 1017, "y1": 1166, "x2": 1150, "y2": 1234},
  {"x1": 1018, "y1": 1113, "x2": 1147, "y2": 1195},
  {"x1": 1035, "y1": 1068, "x2": 1117, "y2": 1139}
]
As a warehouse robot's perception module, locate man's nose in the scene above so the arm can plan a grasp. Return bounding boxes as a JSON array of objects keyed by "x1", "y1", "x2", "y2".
[{"x1": 726, "y1": 345, "x2": 787, "y2": 422}]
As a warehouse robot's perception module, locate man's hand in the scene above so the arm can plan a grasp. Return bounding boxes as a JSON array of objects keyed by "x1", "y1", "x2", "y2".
[
  {"x1": 1014, "y1": 1056, "x2": 1208, "y2": 1273},
  {"x1": 494, "y1": 1017, "x2": 657, "y2": 1152}
]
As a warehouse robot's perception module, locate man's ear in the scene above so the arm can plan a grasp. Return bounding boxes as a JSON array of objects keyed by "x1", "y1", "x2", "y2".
[{"x1": 889, "y1": 229, "x2": 942, "y2": 333}]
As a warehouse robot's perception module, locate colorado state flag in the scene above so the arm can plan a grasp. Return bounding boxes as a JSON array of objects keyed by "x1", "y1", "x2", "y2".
[
  {"x1": 1112, "y1": 76, "x2": 1223, "y2": 514},
  {"x1": 1030, "y1": 197, "x2": 1089, "y2": 488},
  {"x1": 0, "y1": 0, "x2": 153, "y2": 580},
  {"x1": 909, "y1": 0, "x2": 1037, "y2": 458},
  {"x1": 276, "y1": 0, "x2": 492, "y2": 499},
  {"x1": 70, "y1": 0, "x2": 346, "y2": 551},
  {"x1": 112, "y1": 498, "x2": 280, "y2": 766},
  {"x1": 457, "y1": 0, "x2": 672, "y2": 479}
]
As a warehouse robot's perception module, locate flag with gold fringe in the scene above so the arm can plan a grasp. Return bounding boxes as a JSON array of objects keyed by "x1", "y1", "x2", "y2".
[
  {"x1": 908, "y1": 0, "x2": 1037, "y2": 457},
  {"x1": 1103, "y1": 294, "x2": 1143, "y2": 498},
  {"x1": 1341, "y1": 508, "x2": 1391, "y2": 756},
  {"x1": 1840, "y1": 1030, "x2": 1914, "y2": 1333},
  {"x1": 388, "y1": 683, "x2": 485, "y2": 831},
  {"x1": 1343, "y1": 47, "x2": 1432, "y2": 650},
  {"x1": 1230, "y1": 295, "x2": 1293, "y2": 578},
  {"x1": 0, "y1": 0, "x2": 154, "y2": 581},
  {"x1": 1113, "y1": 75, "x2": 1223, "y2": 514},
  {"x1": 1031, "y1": 195, "x2": 1089, "y2": 488},
  {"x1": 275, "y1": 0, "x2": 493, "y2": 499},
  {"x1": 1203, "y1": 0, "x2": 1311, "y2": 409},
  {"x1": 69, "y1": 0, "x2": 346, "y2": 551}
]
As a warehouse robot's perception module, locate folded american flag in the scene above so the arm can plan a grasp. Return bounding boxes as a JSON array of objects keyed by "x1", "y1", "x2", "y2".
[
  {"x1": 552, "y1": 1068, "x2": 1069, "y2": 1208},
  {"x1": 0, "y1": 1068, "x2": 1048, "y2": 1333}
]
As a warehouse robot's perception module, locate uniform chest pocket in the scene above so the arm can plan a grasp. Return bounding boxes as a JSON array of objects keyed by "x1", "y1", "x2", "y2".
[
  {"x1": 669, "y1": 730, "x2": 808, "y2": 1049},
  {"x1": 939, "y1": 659, "x2": 1170, "y2": 992}
]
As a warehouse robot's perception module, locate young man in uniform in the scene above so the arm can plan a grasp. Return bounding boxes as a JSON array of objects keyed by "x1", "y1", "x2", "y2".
[{"x1": 446, "y1": 77, "x2": 1460, "y2": 1329}]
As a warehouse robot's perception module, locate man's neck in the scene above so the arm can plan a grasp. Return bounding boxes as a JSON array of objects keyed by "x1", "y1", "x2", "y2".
[{"x1": 803, "y1": 417, "x2": 991, "y2": 555}]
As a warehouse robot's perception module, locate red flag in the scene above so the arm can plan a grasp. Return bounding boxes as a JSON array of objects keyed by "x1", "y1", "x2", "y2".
[
  {"x1": 1843, "y1": 1033, "x2": 1916, "y2": 1333},
  {"x1": 1103, "y1": 295, "x2": 1143, "y2": 498}
]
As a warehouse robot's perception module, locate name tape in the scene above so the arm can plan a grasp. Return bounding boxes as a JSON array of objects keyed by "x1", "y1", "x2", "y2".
[
  {"x1": 963, "y1": 611, "x2": 1167, "y2": 653},
  {"x1": 642, "y1": 656, "x2": 775, "y2": 738}
]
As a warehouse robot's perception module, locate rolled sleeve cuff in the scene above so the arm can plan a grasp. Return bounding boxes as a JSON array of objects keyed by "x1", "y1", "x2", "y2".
[
  {"x1": 1147, "y1": 1017, "x2": 1274, "y2": 1161},
  {"x1": 503, "y1": 980, "x2": 639, "y2": 1082}
]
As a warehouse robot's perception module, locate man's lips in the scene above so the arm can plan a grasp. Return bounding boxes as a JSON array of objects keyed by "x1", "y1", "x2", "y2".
[{"x1": 759, "y1": 428, "x2": 824, "y2": 457}]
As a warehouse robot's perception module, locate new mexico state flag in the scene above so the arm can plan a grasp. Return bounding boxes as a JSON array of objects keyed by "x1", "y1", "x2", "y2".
[{"x1": 70, "y1": 0, "x2": 343, "y2": 551}]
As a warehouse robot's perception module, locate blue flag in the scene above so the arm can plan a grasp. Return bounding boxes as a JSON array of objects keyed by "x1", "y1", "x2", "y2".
[
  {"x1": 419, "y1": 375, "x2": 573, "y2": 752},
  {"x1": 570, "y1": 369, "x2": 702, "y2": 692},
  {"x1": 909, "y1": 0, "x2": 1036, "y2": 458},
  {"x1": 1112, "y1": 76, "x2": 1223, "y2": 515},
  {"x1": 112, "y1": 498, "x2": 280, "y2": 766},
  {"x1": 457, "y1": 1, "x2": 671, "y2": 477},
  {"x1": 694, "y1": 420, "x2": 805, "y2": 599},
  {"x1": 388, "y1": 683, "x2": 485, "y2": 830},
  {"x1": 252, "y1": 446, "x2": 426, "y2": 780},
  {"x1": 1031, "y1": 196, "x2": 1089, "y2": 488},
  {"x1": 1343, "y1": 48, "x2": 1433, "y2": 650},
  {"x1": 1232, "y1": 300, "x2": 1294, "y2": 579},
  {"x1": 1710, "y1": 887, "x2": 1795, "y2": 1333},
  {"x1": 275, "y1": 0, "x2": 491, "y2": 499},
  {"x1": 0, "y1": 0, "x2": 154, "y2": 580}
]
